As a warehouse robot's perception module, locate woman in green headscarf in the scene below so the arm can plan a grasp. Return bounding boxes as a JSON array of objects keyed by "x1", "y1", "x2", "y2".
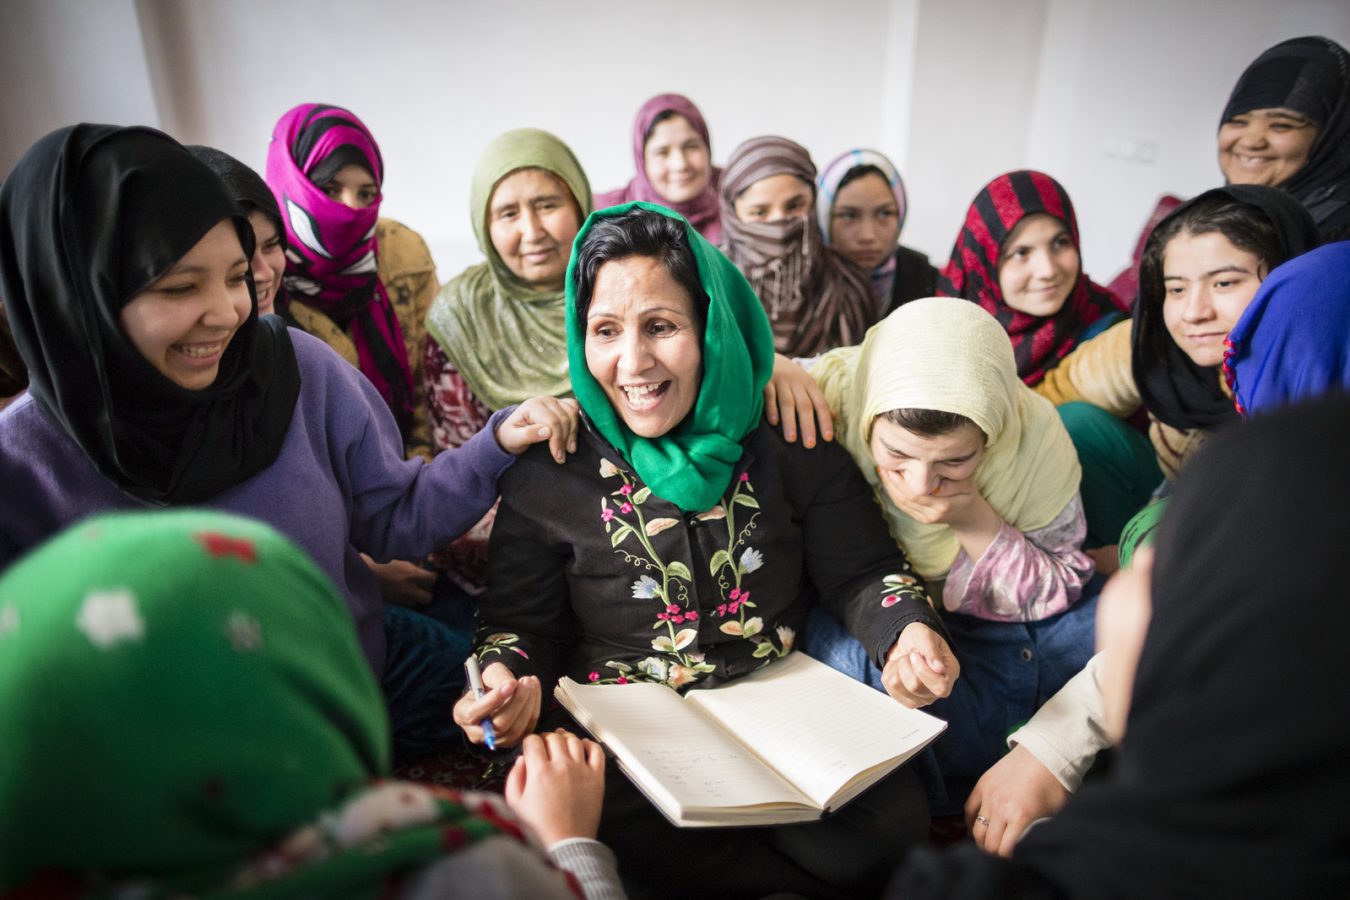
[
  {"x1": 451, "y1": 203, "x2": 959, "y2": 899},
  {"x1": 0, "y1": 509, "x2": 621, "y2": 898},
  {"x1": 423, "y1": 127, "x2": 593, "y2": 593}
]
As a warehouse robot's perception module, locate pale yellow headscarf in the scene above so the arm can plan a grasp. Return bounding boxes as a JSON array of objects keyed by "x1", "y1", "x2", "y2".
[{"x1": 812, "y1": 297, "x2": 1081, "y2": 578}]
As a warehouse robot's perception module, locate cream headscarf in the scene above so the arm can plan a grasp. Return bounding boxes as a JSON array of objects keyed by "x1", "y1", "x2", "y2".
[
  {"x1": 424, "y1": 128, "x2": 593, "y2": 411},
  {"x1": 812, "y1": 297, "x2": 1081, "y2": 578}
]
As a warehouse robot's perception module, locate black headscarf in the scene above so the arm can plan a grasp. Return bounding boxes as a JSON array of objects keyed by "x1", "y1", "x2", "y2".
[
  {"x1": 187, "y1": 144, "x2": 289, "y2": 313},
  {"x1": 186, "y1": 144, "x2": 285, "y2": 240},
  {"x1": 891, "y1": 392, "x2": 1350, "y2": 898},
  {"x1": 1221, "y1": 36, "x2": 1350, "y2": 242},
  {"x1": 1132, "y1": 184, "x2": 1320, "y2": 430},
  {"x1": 0, "y1": 125, "x2": 300, "y2": 505}
]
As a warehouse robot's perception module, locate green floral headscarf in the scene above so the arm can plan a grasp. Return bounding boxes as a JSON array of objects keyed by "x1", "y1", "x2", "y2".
[
  {"x1": 0, "y1": 510, "x2": 528, "y2": 897},
  {"x1": 425, "y1": 128, "x2": 593, "y2": 411},
  {"x1": 566, "y1": 201, "x2": 776, "y2": 512}
]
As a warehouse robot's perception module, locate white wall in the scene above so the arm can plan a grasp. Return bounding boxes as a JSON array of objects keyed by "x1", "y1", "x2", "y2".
[
  {"x1": 128, "y1": 0, "x2": 917, "y2": 277},
  {"x1": 0, "y1": 0, "x2": 160, "y2": 174},
  {"x1": 5, "y1": 0, "x2": 1349, "y2": 284}
]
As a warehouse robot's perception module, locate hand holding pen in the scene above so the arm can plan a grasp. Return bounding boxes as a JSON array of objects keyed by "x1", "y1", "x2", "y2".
[{"x1": 453, "y1": 657, "x2": 544, "y2": 749}]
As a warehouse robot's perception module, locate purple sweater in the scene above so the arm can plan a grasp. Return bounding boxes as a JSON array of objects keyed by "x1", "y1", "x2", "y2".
[{"x1": 0, "y1": 330, "x2": 515, "y2": 674}]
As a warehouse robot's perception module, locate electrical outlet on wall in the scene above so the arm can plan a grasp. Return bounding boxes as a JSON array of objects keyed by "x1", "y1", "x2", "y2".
[{"x1": 1102, "y1": 136, "x2": 1157, "y2": 165}]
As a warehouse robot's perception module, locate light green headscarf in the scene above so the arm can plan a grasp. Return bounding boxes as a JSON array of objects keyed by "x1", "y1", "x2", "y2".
[
  {"x1": 812, "y1": 298, "x2": 1081, "y2": 579},
  {"x1": 425, "y1": 128, "x2": 593, "y2": 411},
  {"x1": 566, "y1": 201, "x2": 776, "y2": 512},
  {"x1": 0, "y1": 510, "x2": 520, "y2": 896}
]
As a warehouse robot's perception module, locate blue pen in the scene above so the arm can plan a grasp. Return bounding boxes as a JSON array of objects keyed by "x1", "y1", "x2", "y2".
[{"x1": 464, "y1": 654, "x2": 497, "y2": 750}]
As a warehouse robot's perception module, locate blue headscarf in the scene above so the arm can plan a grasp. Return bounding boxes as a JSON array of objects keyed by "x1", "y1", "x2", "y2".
[{"x1": 1224, "y1": 240, "x2": 1350, "y2": 415}]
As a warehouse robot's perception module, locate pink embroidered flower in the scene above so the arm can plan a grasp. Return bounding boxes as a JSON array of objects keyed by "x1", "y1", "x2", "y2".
[
  {"x1": 617, "y1": 676, "x2": 629, "y2": 685},
  {"x1": 619, "y1": 484, "x2": 634, "y2": 496},
  {"x1": 687, "y1": 610, "x2": 699, "y2": 621},
  {"x1": 728, "y1": 600, "x2": 740, "y2": 614},
  {"x1": 881, "y1": 594, "x2": 900, "y2": 608},
  {"x1": 657, "y1": 612, "x2": 670, "y2": 621},
  {"x1": 739, "y1": 472, "x2": 750, "y2": 482},
  {"x1": 620, "y1": 502, "x2": 633, "y2": 514},
  {"x1": 601, "y1": 508, "x2": 615, "y2": 523},
  {"x1": 673, "y1": 615, "x2": 685, "y2": 624},
  {"x1": 717, "y1": 603, "x2": 728, "y2": 616},
  {"x1": 739, "y1": 591, "x2": 750, "y2": 604},
  {"x1": 666, "y1": 604, "x2": 679, "y2": 614},
  {"x1": 589, "y1": 671, "x2": 600, "y2": 682},
  {"x1": 729, "y1": 587, "x2": 742, "y2": 600}
]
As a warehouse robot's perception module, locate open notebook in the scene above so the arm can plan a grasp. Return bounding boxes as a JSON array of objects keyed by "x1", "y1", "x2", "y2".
[{"x1": 555, "y1": 651, "x2": 945, "y2": 827}]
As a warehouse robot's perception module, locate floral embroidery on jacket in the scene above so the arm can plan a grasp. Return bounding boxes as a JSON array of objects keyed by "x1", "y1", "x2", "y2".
[{"x1": 593, "y1": 460, "x2": 792, "y2": 686}]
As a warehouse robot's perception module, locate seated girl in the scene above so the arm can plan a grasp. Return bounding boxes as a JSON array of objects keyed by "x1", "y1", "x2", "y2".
[
  {"x1": 936, "y1": 170, "x2": 1149, "y2": 552},
  {"x1": 423, "y1": 128, "x2": 591, "y2": 594},
  {"x1": 719, "y1": 136, "x2": 877, "y2": 356},
  {"x1": 805, "y1": 297, "x2": 1097, "y2": 815},
  {"x1": 937, "y1": 170, "x2": 1127, "y2": 387},
  {"x1": 453, "y1": 203, "x2": 958, "y2": 900},
  {"x1": 265, "y1": 103, "x2": 438, "y2": 460},
  {"x1": 0, "y1": 509, "x2": 620, "y2": 899},
  {"x1": 817, "y1": 148, "x2": 937, "y2": 313},
  {"x1": 889, "y1": 392, "x2": 1350, "y2": 898},
  {"x1": 0, "y1": 124, "x2": 576, "y2": 763},
  {"x1": 595, "y1": 93, "x2": 723, "y2": 243},
  {"x1": 1034, "y1": 185, "x2": 1320, "y2": 564},
  {"x1": 1218, "y1": 36, "x2": 1350, "y2": 243}
]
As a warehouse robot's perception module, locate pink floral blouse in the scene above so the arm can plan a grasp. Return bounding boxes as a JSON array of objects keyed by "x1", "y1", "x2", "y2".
[{"x1": 941, "y1": 495, "x2": 1094, "y2": 622}]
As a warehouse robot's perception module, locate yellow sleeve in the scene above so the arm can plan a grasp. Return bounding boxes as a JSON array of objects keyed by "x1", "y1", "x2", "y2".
[
  {"x1": 1034, "y1": 319, "x2": 1141, "y2": 417},
  {"x1": 377, "y1": 218, "x2": 440, "y2": 461}
]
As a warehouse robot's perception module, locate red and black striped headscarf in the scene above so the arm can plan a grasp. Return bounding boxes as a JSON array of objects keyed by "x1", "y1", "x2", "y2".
[{"x1": 937, "y1": 170, "x2": 1125, "y2": 385}]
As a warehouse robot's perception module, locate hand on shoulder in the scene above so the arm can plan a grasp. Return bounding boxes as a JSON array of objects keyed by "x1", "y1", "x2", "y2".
[{"x1": 495, "y1": 397, "x2": 580, "y2": 463}]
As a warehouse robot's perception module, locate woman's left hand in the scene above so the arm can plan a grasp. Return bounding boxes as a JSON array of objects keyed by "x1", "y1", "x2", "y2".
[
  {"x1": 966, "y1": 743, "x2": 1070, "y2": 857},
  {"x1": 496, "y1": 397, "x2": 580, "y2": 462},
  {"x1": 881, "y1": 621, "x2": 960, "y2": 707},
  {"x1": 764, "y1": 353, "x2": 833, "y2": 448}
]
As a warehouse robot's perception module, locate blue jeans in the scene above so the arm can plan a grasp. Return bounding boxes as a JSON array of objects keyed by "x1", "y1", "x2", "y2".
[
  {"x1": 804, "y1": 577, "x2": 1101, "y2": 815},
  {"x1": 381, "y1": 580, "x2": 477, "y2": 765}
]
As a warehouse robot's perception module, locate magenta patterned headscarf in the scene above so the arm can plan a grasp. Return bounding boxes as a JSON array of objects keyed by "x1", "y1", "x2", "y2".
[
  {"x1": 265, "y1": 103, "x2": 414, "y2": 430},
  {"x1": 594, "y1": 93, "x2": 723, "y2": 244}
]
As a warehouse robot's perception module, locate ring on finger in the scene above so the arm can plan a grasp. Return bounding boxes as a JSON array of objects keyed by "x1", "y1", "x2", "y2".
[{"x1": 975, "y1": 814, "x2": 990, "y2": 827}]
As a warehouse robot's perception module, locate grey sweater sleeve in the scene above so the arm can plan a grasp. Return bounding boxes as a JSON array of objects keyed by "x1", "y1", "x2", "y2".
[
  {"x1": 396, "y1": 835, "x2": 627, "y2": 900},
  {"x1": 548, "y1": 838, "x2": 627, "y2": 900}
]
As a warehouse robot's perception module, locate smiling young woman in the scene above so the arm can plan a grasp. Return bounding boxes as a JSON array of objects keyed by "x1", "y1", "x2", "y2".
[
  {"x1": 1218, "y1": 36, "x2": 1350, "y2": 242},
  {"x1": 0, "y1": 123, "x2": 580, "y2": 768},
  {"x1": 937, "y1": 170, "x2": 1125, "y2": 387},
  {"x1": 594, "y1": 93, "x2": 723, "y2": 244}
]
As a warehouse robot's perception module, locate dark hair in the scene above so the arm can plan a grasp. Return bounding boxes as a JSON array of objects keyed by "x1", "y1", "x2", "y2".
[
  {"x1": 572, "y1": 209, "x2": 710, "y2": 330},
  {"x1": 1140, "y1": 194, "x2": 1286, "y2": 295},
  {"x1": 643, "y1": 110, "x2": 685, "y2": 146},
  {"x1": 836, "y1": 164, "x2": 890, "y2": 193},
  {"x1": 880, "y1": 408, "x2": 981, "y2": 438}
]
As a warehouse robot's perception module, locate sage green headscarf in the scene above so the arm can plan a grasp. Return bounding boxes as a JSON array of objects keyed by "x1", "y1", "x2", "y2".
[
  {"x1": 0, "y1": 510, "x2": 521, "y2": 896},
  {"x1": 566, "y1": 201, "x2": 776, "y2": 512},
  {"x1": 425, "y1": 128, "x2": 593, "y2": 411}
]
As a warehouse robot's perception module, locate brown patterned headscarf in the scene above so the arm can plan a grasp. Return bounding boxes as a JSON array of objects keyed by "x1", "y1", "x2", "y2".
[{"x1": 719, "y1": 136, "x2": 877, "y2": 356}]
